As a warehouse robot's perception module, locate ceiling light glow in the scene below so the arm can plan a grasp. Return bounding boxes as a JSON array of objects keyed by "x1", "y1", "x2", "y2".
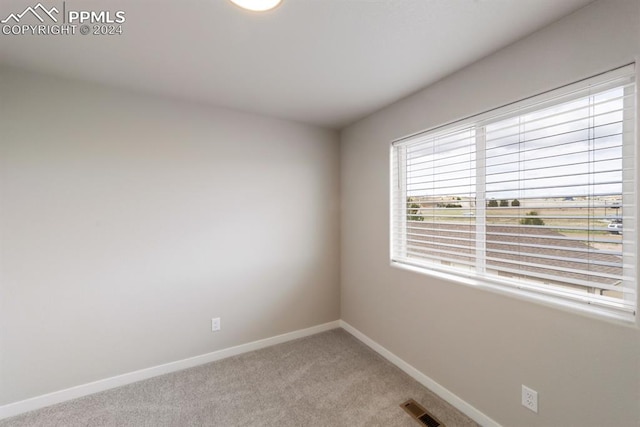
[{"x1": 228, "y1": 0, "x2": 282, "y2": 12}]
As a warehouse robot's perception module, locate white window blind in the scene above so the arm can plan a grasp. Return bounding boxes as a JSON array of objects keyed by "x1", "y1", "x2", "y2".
[{"x1": 391, "y1": 64, "x2": 637, "y2": 320}]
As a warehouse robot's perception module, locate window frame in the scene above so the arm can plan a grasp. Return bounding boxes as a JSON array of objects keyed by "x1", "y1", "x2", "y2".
[{"x1": 390, "y1": 63, "x2": 638, "y2": 323}]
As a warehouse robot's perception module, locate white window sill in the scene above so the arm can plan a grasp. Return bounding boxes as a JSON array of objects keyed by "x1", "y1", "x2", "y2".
[{"x1": 390, "y1": 260, "x2": 638, "y2": 328}]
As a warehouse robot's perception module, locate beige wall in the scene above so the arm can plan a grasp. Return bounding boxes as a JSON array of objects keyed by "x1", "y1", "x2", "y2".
[
  {"x1": 340, "y1": 0, "x2": 640, "y2": 426},
  {"x1": 0, "y1": 69, "x2": 340, "y2": 405}
]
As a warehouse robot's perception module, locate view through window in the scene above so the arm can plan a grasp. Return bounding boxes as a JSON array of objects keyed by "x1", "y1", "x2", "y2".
[{"x1": 392, "y1": 65, "x2": 637, "y2": 320}]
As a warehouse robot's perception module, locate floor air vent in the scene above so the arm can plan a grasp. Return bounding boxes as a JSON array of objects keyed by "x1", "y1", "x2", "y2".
[{"x1": 400, "y1": 399, "x2": 443, "y2": 427}]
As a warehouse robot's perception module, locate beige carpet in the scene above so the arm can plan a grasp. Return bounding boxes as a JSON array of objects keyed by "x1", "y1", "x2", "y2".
[{"x1": 0, "y1": 329, "x2": 479, "y2": 427}]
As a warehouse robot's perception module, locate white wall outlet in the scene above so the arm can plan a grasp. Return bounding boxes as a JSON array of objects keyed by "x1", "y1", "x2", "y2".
[
  {"x1": 211, "y1": 317, "x2": 221, "y2": 332},
  {"x1": 522, "y1": 385, "x2": 538, "y2": 413}
]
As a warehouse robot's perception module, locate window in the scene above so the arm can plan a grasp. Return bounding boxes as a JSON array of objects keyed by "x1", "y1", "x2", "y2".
[{"x1": 391, "y1": 64, "x2": 637, "y2": 321}]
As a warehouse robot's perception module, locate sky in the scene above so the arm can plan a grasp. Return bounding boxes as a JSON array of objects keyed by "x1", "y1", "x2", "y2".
[{"x1": 404, "y1": 86, "x2": 629, "y2": 202}]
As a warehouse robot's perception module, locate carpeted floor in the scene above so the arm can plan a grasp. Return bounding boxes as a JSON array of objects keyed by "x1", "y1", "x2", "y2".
[{"x1": 0, "y1": 329, "x2": 479, "y2": 427}]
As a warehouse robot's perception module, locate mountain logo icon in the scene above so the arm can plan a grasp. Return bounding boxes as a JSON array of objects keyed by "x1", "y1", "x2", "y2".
[{"x1": 1, "y1": 3, "x2": 59, "y2": 24}]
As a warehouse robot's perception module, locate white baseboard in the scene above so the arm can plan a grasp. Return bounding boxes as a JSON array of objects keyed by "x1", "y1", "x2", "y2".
[
  {"x1": 2, "y1": 320, "x2": 497, "y2": 425},
  {"x1": 339, "y1": 320, "x2": 501, "y2": 427},
  {"x1": 0, "y1": 320, "x2": 341, "y2": 420}
]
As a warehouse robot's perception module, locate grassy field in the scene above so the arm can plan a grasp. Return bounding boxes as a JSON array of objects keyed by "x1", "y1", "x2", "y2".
[{"x1": 413, "y1": 205, "x2": 623, "y2": 250}]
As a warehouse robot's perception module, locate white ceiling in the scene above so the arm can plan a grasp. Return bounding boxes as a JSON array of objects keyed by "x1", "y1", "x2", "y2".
[{"x1": 0, "y1": 0, "x2": 593, "y2": 129}]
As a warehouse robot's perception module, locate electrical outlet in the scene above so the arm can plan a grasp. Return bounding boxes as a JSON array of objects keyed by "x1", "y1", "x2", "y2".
[
  {"x1": 522, "y1": 385, "x2": 538, "y2": 413},
  {"x1": 211, "y1": 317, "x2": 221, "y2": 332}
]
